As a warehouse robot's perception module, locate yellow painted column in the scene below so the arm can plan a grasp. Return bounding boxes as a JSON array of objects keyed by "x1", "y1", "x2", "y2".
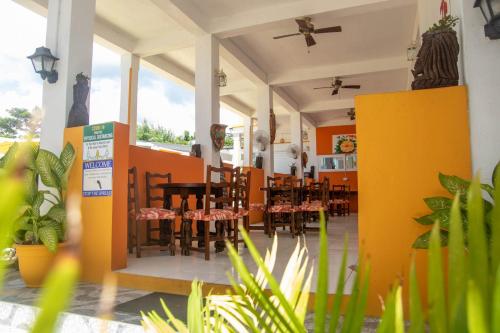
[{"x1": 356, "y1": 86, "x2": 471, "y2": 315}]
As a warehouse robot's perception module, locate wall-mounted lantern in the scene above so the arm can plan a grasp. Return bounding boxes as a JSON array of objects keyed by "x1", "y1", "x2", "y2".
[
  {"x1": 215, "y1": 68, "x2": 227, "y2": 87},
  {"x1": 27, "y1": 46, "x2": 59, "y2": 83},
  {"x1": 474, "y1": 0, "x2": 500, "y2": 40}
]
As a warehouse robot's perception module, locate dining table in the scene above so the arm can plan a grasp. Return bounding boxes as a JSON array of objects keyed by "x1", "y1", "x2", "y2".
[{"x1": 157, "y1": 182, "x2": 223, "y2": 256}]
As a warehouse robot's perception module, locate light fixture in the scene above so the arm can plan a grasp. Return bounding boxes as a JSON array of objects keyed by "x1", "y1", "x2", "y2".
[
  {"x1": 407, "y1": 41, "x2": 418, "y2": 61},
  {"x1": 215, "y1": 68, "x2": 227, "y2": 87},
  {"x1": 347, "y1": 108, "x2": 356, "y2": 120},
  {"x1": 27, "y1": 46, "x2": 59, "y2": 83},
  {"x1": 474, "y1": 0, "x2": 500, "y2": 40}
]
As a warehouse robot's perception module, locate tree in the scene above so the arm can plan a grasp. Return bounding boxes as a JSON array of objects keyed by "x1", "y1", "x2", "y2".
[{"x1": 0, "y1": 107, "x2": 41, "y2": 138}]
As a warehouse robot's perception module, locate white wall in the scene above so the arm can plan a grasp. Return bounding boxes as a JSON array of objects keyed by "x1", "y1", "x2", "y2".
[{"x1": 460, "y1": 1, "x2": 500, "y2": 183}]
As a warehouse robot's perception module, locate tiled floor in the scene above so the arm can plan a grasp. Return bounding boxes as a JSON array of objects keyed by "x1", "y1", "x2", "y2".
[{"x1": 117, "y1": 214, "x2": 359, "y2": 294}]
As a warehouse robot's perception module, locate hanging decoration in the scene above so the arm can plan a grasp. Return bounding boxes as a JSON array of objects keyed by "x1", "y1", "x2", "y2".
[
  {"x1": 411, "y1": 0, "x2": 459, "y2": 90},
  {"x1": 210, "y1": 124, "x2": 227, "y2": 151},
  {"x1": 67, "y1": 73, "x2": 90, "y2": 128},
  {"x1": 269, "y1": 109, "x2": 277, "y2": 144}
]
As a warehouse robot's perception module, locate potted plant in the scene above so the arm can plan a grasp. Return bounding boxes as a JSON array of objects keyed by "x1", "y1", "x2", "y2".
[
  {"x1": 411, "y1": 11, "x2": 460, "y2": 90},
  {"x1": 0, "y1": 142, "x2": 75, "y2": 287}
]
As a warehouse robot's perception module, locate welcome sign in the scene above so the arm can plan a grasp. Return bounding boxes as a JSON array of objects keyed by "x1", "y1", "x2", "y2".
[{"x1": 82, "y1": 123, "x2": 114, "y2": 197}]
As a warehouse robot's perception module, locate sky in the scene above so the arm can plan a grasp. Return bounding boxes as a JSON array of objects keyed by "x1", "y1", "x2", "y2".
[{"x1": 0, "y1": 0, "x2": 242, "y2": 136}]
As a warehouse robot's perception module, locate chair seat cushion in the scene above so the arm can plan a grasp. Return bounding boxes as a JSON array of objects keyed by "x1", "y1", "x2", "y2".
[
  {"x1": 268, "y1": 204, "x2": 301, "y2": 213},
  {"x1": 330, "y1": 199, "x2": 350, "y2": 205},
  {"x1": 301, "y1": 201, "x2": 327, "y2": 212},
  {"x1": 249, "y1": 203, "x2": 266, "y2": 212},
  {"x1": 137, "y1": 208, "x2": 176, "y2": 220},
  {"x1": 184, "y1": 209, "x2": 237, "y2": 221}
]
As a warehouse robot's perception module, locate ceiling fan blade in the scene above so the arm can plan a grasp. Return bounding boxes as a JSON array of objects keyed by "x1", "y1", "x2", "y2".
[
  {"x1": 313, "y1": 87, "x2": 333, "y2": 90},
  {"x1": 295, "y1": 19, "x2": 309, "y2": 30},
  {"x1": 314, "y1": 26, "x2": 342, "y2": 34},
  {"x1": 273, "y1": 32, "x2": 301, "y2": 39},
  {"x1": 342, "y1": 85, "x2": 361, "y2": 89},
  {"x1": 305, "y1": 34, "x2": 316, "y2": 47},
  {"x1": 332, "y1": 88, "x2": 340, "y2": 96}
]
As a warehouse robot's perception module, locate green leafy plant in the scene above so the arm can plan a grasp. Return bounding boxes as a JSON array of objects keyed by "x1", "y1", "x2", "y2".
[
  {"x1": 412, "y1": 161, "x2": 499, "y2": 249},
  {"x1": 428, "y1": 15, "x2": 459, "y2": 32},
  {"x1": 142, "y1": 211, "x2": 371, "y2": 332},
  {"x1": 0, "y1": 142, "x2": 76, "y2": 252}
]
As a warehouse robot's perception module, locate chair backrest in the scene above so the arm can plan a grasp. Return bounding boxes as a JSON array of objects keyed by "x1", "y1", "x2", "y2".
[
  {"x1": 332, "y1": 184, "x2": 349, "y2": 201},
  {"x1": 145, "y1": 172, "x2": 172, "y2": 207},
  {"x1": 128, "y1": 167, "x2": 140, "y2": 216},
  {"x1": 266, "y1": 176, "x2": 298, "y2": 207},
  {"x1": 237, "y1": 170, "x2": 252, "y2": 210},
  {"x1": 204, "y1": 165, "x2": 240, "y2": 214}
]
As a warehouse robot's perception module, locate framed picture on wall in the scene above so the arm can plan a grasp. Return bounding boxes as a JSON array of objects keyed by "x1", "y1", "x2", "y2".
[{"x1": 332, "y1": 134, "x2": 357, "y2": 154}]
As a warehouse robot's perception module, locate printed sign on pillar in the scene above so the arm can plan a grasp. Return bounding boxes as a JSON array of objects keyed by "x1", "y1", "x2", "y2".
[{"x1": 82, "y1": 123, "x2": 114, "y2": 197}]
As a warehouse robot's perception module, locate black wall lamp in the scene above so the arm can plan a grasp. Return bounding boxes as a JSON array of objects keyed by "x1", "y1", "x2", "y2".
[
  {"x1": 27, "y1": 46, "x2": 59, "y2": 83},
  {"x1": 474, "y1": 0, "x2": 500, "y2": 40}
]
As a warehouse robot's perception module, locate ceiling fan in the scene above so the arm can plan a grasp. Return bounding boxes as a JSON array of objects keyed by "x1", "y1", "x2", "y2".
[
  {"x1": 273, "y1": 17, "x2": 342, "y2": 48},
  {"x1": 313, "y1": 77, "x2": 361, "y2": 96}
]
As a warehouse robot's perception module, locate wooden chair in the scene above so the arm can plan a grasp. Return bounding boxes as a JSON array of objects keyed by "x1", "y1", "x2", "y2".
[
  {"x1": 234, "y1": 170, "x2": 252, "y2": 243},
  {"x1": 184, "y1": 165, "x2": 240, "y2": 260},
  {"x1": 128, "y1": 167, "x2": 177, "y2": 257},
  {"x1": 145, "y1": 172, "x2": 174, "y2": 247},
  {"x1": 266, "y1": 176, "x2": 302, "y2": 238},
  {"x1": 331, "y1": 184, "x2": 351, "y2": 216},
  {"x1": 301, "y1": 180, "x2": 329, "y2": 231}
]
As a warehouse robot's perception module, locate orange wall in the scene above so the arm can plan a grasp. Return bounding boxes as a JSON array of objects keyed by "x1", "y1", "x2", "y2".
[
  {"x1": 64, "y1": 122, "x2": 129, "y2": 283},
  {"x1": 129, "y1": 146, "x2": 205, "y2": 240},
  {"x1": 244, "y1": 167, "x2": 264, "y2": 223},
  {"x1": 356, "y1": 86, "x2": 471, "y2": 315},
  {"x1": 316, "y1": 125, "x2": 356, "y2": 155},
  {"x1": 316, "y1": 125, "x2": 358, "y2": 212}
]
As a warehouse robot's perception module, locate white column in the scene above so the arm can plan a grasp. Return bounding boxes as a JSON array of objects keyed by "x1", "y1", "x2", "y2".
[
  {"x1": 40, "y1": 0, "x2": 96, "y2": 153},
  {"x1": 195, "y1": 34, "x2": 220, "y2": 171},
  {"x1": 308, "y1": 125, "x2": 318, "y2": 179},
  {"x1": 119, "y1": 53, "x2": 140, "y2": 145},
  {"x1": 460, "y1": 0, "x2": 500, "y2": 183},
  {"x1": 256, "y1": 85, "x2": 274, "y2": 179},
  {"x1": 290, "y1": 111, "x2": 303, "y2": 177},
  {"x1": 232, "y1": 131, "x2": 242, "y2": 167},
  {"x1": 243, "y1": 116, "x2": 253, "y2": 166}
]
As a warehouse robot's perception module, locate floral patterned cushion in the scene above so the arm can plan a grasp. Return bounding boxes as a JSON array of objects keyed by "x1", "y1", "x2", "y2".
[
  {"x1": 268, "y1": 204, "x2": 301, "y2": 213},
  {"x1": 301, "y1": 201, "x2": 326, "y2": 212},
  {"x1": 137, "y1": 208, "x2": 176, "y2": 220},
  {"x1": 330, "y1": 199, "x2": 350, "y2": 205},
  {"x1": 249, "y1": 203, "x2": 266, "y2": 212},
  {"x1": 184, "y1": 209, "x2": 237, "y2": 221}
]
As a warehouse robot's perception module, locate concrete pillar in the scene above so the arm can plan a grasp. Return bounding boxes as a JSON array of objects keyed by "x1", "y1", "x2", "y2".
[
  {"x1": 119, "y1": 53, "x2": 140, "y2": 145},
  {"x1": 243, "y1": 116, "x2": 253, "y2": 166},
  {"x1": 40, "y1": 0, "x2": 96, "y2": 153},
  {"x1": 308, "y1": 125, "x2": 318, "y2": 179},
  {"x1": 256, "y1": 85, "x2": 274, "y2": 179},
  {"x1": 232, "y1": 130, "x2": 242, "y2": 167},
  {"x1": 195, "y1": 34, "x2": 220, "y2": 171},
  {"x1": 460, "y1": 0, "x2": 500, "y2": 183},
  {"x1": 290, "y1": 111, "x2": 303, "y2": 177}
]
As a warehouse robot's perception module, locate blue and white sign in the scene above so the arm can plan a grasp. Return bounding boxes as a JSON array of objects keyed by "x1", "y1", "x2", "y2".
[{"x1": 82, "y1": 123, "x2": 114, "y2": 197}]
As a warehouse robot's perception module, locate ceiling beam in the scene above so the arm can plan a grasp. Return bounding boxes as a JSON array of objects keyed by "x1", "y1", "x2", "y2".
[
  {"x1": 149, "y1": 0, "x2": 208, "y2": 36},
  {"x1": 269, "y1": 56, "x2": 408, "y2": 86},
  {"x1": 300, "y1": 99, "x2": 354, "y2": 113},
  {"x1": 221, "y1": 96, "x2": 254, "y2": 117},
  {"x1": 219, "y1": 40, "x2": 267, "y2": 85},
  {"x1": 301, "y1": 113, "x2": 317, "y2": 128},
  {"x1": 210, "y1": 0, "x2": 416, "y2": 39},
  {"x1": 273, "y1": 87, "x2": 299, "y2": 113},
  {"x1": 219, "y1": 80, "x2": 254, "y2": 96},
  {"x1": 132, "y1": 30, "x2": 194, "y2": 57}
]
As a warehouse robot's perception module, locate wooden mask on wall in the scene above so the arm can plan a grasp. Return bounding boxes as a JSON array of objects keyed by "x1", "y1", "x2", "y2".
[{"x1": 269, "y1": 109, "x2": 276, "y2": 144}]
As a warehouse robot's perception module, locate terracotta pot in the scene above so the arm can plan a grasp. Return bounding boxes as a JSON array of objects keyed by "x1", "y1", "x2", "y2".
[{"x1": 15, "y1": 243, "x2": 66, "y2": 287}]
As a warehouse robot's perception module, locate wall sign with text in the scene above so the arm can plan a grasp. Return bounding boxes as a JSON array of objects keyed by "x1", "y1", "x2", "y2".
[{"x1": 82, "y1": 123, "x2": 114, "y2": 197}]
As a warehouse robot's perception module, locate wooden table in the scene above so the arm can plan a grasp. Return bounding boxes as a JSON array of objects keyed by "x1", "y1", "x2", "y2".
[{"x1": 157, "y1": 183, "x2": 223, "y2": 256}]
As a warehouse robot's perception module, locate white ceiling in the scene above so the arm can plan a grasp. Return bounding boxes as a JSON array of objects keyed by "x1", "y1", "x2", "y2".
[{"x1": 17, "y1": 0, "x2": 418, "y2": 126}]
